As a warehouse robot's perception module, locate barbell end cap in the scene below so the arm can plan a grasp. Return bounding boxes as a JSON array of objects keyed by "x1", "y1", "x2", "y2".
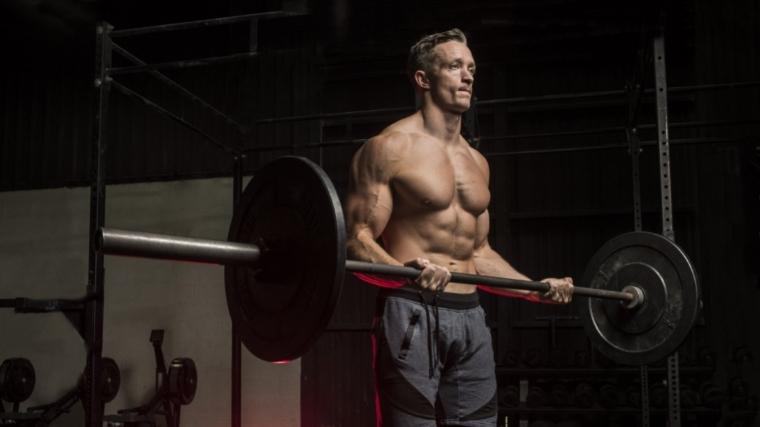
[{"x1": 621, "y1": 285, "x2": 646, "y2": 310}]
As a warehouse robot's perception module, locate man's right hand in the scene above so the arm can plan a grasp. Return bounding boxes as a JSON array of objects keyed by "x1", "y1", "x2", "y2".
[
  {"x1": 540, "y1": 277, "x2": 574, "y2": 304},
  {"x1": 405, "y1": 258, "x2": 452, "y2": 291}
]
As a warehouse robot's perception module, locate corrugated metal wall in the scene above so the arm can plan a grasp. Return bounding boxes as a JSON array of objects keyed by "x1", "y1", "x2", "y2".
[{"x1": 0, "y1": 62, "x2": 93, "y2": 190}]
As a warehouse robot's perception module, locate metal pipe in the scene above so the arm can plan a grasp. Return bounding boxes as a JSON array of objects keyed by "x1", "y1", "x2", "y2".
[
  {"x1": 251, "y1": 80, "x2": 760, "y2": 126},
  {"x1": 98, "y1": 228, "x2": 261, "y2": 265},
  {"x1": 470, "y1": 119, "x2": 758, "y2": 144},
  {"x1": 666, "y1": 80, "x2": 760, "y2": 94},
  {"x1": 345, "y1": 260, "x2": 636, "y2": 303},
  {"x1": 110, "y1": 11, "x2": 292, "y2": 37},
  {"x1": 485, "y1": 137, "x2": 750, "y2": 158},
  {"x1": 255, "y1": 106, "x2": 411, "y2": 125},
  {"x1": 480, "y1": 126, "x2": 625, "y2": 141},
  {"x1": 84, "y1": 21, "x2": 112, "y2": 427},
  {"x1": 240, "y1": 119, "x2": 757, "y2": 155},
  {"x1": 108, "y1": 52, "x2": 259, "y2": 75},
  {"x1": 476, "y1": 89, "x2": 625, "y2": 107},
  {"x1": 98, "y1": 229, "x2": 637, "y2": 305}
]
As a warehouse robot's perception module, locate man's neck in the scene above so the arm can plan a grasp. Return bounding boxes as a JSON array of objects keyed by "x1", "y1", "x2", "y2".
[{"x1": 419, "y1": 103, "x2": 463, "y2": 144}]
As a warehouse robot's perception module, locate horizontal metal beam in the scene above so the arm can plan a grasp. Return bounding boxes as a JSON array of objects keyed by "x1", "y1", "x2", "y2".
[
  {"x1": 252, "y1": 80, "x2": 760, "y2": 126},
  {"x1": 110, "y1": 11, "x2": 293, "y2": 37},
  {"x1": 475, "y1": 118, "x2": 759, "y2": 143},
  {"x1": 109, "y1": 52, "x2": 259, "y2": 75},
  {"x1": 485, "y1": 137, "x2": 752, "y2": 157},
  {"x1": 255, "y1": 106, "x2": 411, "y2": 125},
  {"x1": 0, "y1": 298, "x2": 86, "y2": 313}
]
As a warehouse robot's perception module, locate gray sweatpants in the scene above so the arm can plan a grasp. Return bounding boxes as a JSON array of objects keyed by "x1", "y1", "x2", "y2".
[{"x1": 373, "y1": 288, "x2": 497, "y2": 427}]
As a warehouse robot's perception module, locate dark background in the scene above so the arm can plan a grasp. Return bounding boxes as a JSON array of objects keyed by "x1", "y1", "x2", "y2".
[{"x1": 1, "y1": 0, "x2": 758, "y2": 425}]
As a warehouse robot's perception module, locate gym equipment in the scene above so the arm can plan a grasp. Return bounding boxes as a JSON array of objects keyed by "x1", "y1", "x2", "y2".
[{"x1": 98, "y1": 156, "x2": 700, "y2": 365}]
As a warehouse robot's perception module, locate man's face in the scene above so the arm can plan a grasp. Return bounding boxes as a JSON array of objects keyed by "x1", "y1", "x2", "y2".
[{"x1": 427, "y1": 40, "x2": 476, "y2": 113}]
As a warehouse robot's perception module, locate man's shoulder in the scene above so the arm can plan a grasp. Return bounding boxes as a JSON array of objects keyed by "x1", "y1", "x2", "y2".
[
  {"x1": 371, "y1": 128, "x2": 415, "y2": 145},
  {"x1": 362, "y1": 127, "x2": 416, "y2": 157}
]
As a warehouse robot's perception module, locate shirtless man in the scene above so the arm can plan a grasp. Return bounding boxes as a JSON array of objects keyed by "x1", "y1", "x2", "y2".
[{"x1": 344, "y1": 29, "x2": 574, "y2": 427}]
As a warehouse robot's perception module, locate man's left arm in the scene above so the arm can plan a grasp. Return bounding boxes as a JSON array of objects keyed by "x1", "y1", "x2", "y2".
[
  {"x1": 468, "y1": 148, "x2": 572, "y2": 303},
  {"x1": 471, "y1": 211, "x2": 572, "y2": 304}
]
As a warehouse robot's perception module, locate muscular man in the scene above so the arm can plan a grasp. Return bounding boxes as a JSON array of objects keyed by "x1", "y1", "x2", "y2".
[{"x1": 344, "y1": 29, "x2": 574, "y2": 427}]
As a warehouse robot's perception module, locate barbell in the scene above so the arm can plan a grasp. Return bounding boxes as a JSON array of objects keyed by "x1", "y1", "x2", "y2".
[{"x1": 98, "y1": 156, "x2": 700, "y2": 365}]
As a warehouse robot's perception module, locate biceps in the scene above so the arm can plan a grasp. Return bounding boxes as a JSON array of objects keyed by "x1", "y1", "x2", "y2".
[{"x1": 345, "y1": 183, "x2": 393, "y2": 239}]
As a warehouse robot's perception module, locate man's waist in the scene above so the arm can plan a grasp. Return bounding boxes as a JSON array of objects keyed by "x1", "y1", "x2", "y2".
[{"x1": 379, "y1": 286, "x2": 480, "y2": 310}]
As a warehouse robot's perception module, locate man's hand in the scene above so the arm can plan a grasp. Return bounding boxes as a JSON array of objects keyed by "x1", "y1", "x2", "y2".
[
  {"x1": 405, "y1": 258, "x2": 452, "y2": 291},
  {"x1": 540, "y1": 277, "x2": 574, "y2": 303}
]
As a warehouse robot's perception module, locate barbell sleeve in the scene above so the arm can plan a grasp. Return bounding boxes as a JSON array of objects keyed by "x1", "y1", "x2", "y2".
[
  {"x1": 98, "y1": 228, "x2": 261, "y2": 265},
  {"x1": 345, "y1": 260, "x2": 636, "y2": 303}
]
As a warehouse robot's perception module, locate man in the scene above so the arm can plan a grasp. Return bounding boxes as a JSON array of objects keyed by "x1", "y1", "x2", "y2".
[{"x1": 344, "y1": 28, "x2": 574, "y2": 427}]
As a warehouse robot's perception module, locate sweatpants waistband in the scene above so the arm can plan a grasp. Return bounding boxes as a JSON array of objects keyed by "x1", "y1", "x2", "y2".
[{"x1": 378, "y1": 287, "x2": 480, "y2": 310}]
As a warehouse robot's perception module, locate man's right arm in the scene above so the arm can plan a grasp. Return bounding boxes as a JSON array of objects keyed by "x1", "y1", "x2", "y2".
[{"x1": 344, "y1": 135, "x2": 403, "y2": 266}]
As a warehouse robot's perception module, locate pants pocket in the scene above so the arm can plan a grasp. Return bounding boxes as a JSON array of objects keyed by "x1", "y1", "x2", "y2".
[{"x1": 398, "y1": 310, "x2": 421, "y2": 360}]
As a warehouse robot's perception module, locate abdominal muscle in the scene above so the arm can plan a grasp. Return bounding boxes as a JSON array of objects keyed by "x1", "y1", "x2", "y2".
[{"x1": 381, "y1": 207, "x2": 482, "y2": 294}]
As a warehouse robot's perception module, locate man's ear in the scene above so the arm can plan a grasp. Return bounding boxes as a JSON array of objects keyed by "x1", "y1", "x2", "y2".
[{"x1": 413, "y1": 70, "x2": 430, "y2": 90}]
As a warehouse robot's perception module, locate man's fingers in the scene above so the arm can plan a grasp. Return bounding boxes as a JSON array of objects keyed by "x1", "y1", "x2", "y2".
[
  {"x1": 540, "y1": 277, "x2": 575, "y2": 304},
  {"x1": 410, "y1": 261, "x2": 451, "y2": 291}
]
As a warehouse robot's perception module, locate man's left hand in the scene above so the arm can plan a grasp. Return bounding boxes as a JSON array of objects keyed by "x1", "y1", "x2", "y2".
[{"x1": 540, "y1": 277, "x2": 574, "y2": 304}]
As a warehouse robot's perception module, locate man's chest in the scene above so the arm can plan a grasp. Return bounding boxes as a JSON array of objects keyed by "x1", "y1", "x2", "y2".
[{"x1": 391, "y1": 148, "x2": 490, "y2": 214}]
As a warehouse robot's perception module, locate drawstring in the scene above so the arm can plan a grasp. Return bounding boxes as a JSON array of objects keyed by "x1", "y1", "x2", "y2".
[
  {"x1": 418, "y1": 290, "x2": 442, "y2": 378},
  {"x1": 434, "y1": 291, "x2": 441, "y2": 369}
]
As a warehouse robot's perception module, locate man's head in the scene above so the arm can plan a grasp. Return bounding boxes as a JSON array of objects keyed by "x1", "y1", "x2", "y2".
[
  {"x1": 408, "y1": 28, "x2": 475, "y2": 113},
  {"x1": 407, "y1": 28, "x2": 468, "y2": 81}
]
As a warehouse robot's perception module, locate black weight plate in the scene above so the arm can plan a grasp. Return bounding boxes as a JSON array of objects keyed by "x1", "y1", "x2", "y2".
[
  {"x1": 580, "y1": 232, "x2": 700, "y2": 365},
  {"x1": 100, "y1": 357, "x2": 121, "y2": 403},
  {"x1": 225, "y1": 156, "x2": 346, "y2": 362},
  {"x1": 168, "y1": 358, "x2": 197, "y2": 405},
  {"x1": 0, "y1": 358, "x2": 35, "y2": 403}
]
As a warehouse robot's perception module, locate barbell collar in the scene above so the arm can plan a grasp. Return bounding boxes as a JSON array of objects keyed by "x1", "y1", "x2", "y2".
[
  {"x1": 621, "y1": 285, "x2": 646, "y2": 309},
  {"x1": 98, "y1": 228, "x2": 261, "y2": 265},
  {"x1": 345, "y1": 260, "x2": 637, "y2": 304}
]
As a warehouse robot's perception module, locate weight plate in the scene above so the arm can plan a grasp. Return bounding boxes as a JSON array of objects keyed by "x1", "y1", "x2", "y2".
[
  {"x1": 225, "y1": 156, "x2": 345, "y2": 362},
  {"x1": 580, "y1": 231, "x2": 700, "y2": 365},
  {"x1": 0, "y1": 358, "x2": 35, "y2": 403},
  {"x1": 100, "y1": 357, "x2": 121, "y2": 403},
  {"x1": 168, "y1": 358, "x2": 197, "y2": 405}
]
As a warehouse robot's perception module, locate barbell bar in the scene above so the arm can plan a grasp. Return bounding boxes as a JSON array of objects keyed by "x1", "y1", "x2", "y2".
[
  {"x1": 98, "y1": 229, "x2": 638, "y2": 304},
  {"x1": 97, "y1": 156, "x2": 700, "y2": 365}
]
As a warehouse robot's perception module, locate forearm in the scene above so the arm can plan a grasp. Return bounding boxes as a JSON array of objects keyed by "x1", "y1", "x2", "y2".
[
  {"x1": 346, "y1": 228, "x2": 402, "y2": 266},
  {"x1": 472, "y1": 246, "x2": 548, "y2": 303}
]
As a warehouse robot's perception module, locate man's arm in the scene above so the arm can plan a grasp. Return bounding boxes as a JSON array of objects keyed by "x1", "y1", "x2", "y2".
[
  {"x1": 345, "y1": 134, "x2": 452, "y2": 289},
  {"x1": 472, "y1": 211, "x2": 573, "y2": 303},
  {"x1": 345, "y1": 135, "x2": 402, "y2": 266},
  {"x1": 472, "y1": 211, "x2": 544, "y2": 302},
  {"x1": 469, "y1": 148, "x2": 572, "y2": 303}
]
